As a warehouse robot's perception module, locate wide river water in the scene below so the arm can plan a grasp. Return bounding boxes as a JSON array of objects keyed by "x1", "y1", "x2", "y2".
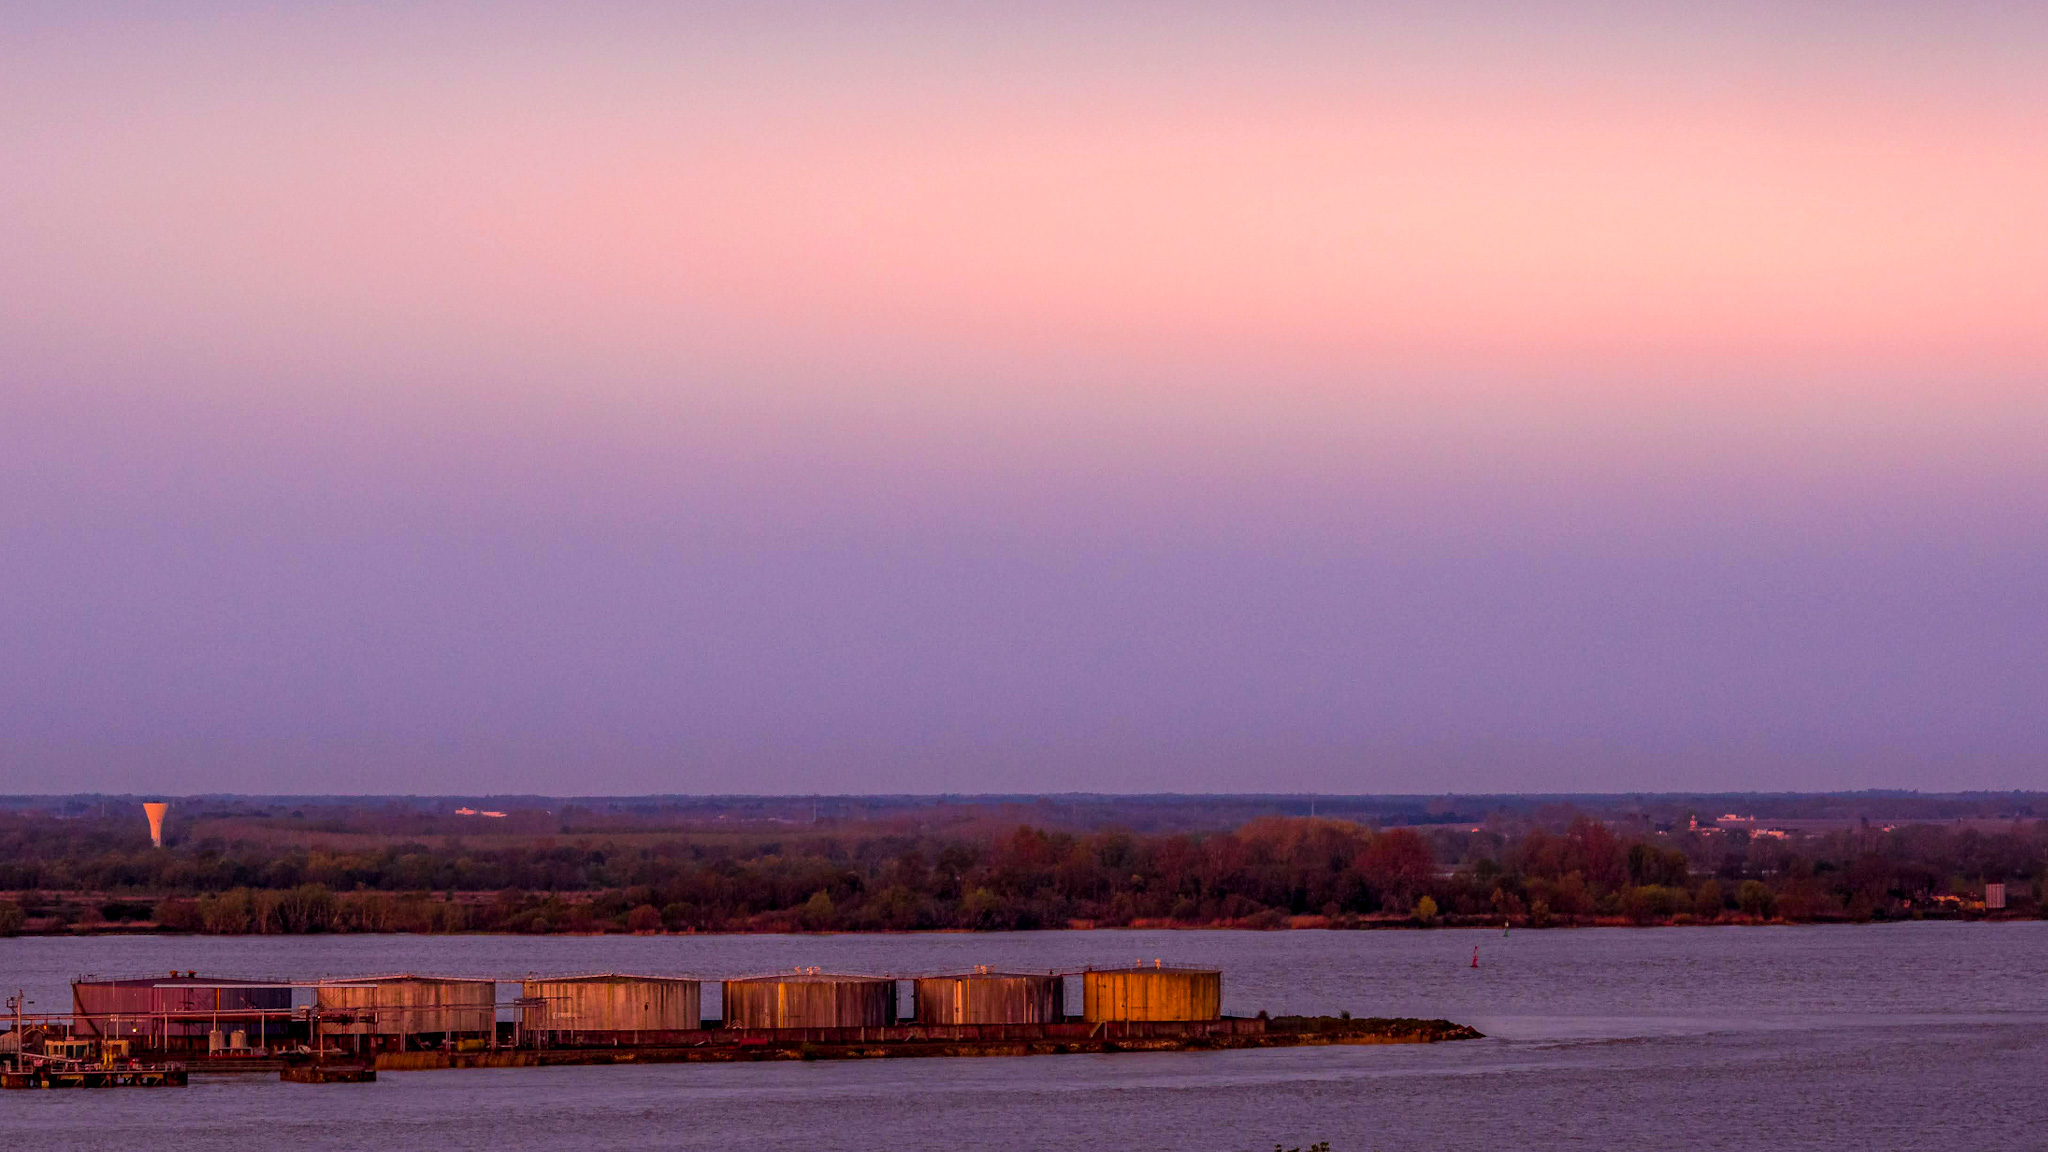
[{"x1": 5, "y1": 923, "x2": 2046, "y2": 1149}]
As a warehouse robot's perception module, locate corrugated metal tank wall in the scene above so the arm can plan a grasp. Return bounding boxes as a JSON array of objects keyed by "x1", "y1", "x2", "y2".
[
  {"x1": 912, "y1": 973, "x2": 1063, "y2": 1024},
  {"x1": 722, "y1": 975, "x2": 895, "y2": 1028},
  {"x1": 72, "y1": 976, "x2": 290, "y2": 1038},
  {"x1": 1081, "y1": 967, "x2": 1223, "y2": 1022},
  {"x1": 317, "y1": 977, "x2": 496, "y2": 1035},
  {"x1": 521, "y1": 976, "x2": 701, "y2": 1033}
]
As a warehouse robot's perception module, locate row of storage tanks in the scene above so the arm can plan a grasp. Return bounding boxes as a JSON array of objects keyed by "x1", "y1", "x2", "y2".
[{"x1": 72, "y1": 965, "x2": 1223, "y2": 1043}]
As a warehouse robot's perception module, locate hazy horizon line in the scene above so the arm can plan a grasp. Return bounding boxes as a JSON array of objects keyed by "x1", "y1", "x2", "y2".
[{"x1": 7, "y1": 789, "x2": 2039, "y2": 803}]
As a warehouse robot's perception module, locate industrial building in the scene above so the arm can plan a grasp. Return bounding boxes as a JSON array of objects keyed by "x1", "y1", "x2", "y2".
[
  {"x1": 316, "y1": 975, "x2": 496, "y2": 1051},
  {"x1": 913, "y1": 968, "x2": 1064, "y2": 1024},
  {"x1": 71, "y1": 973, "x2": 291, "y2": 1052},
  {"x1": 722, "y1": 971, "x2": 896, "y2": 1029},
  {"x1": 38, "y1": 958, "x2": 1239, "y2": 1064},
  {"x1": 1082, "y1": 963, "x2": 1223, "y2": 1022},
  {"x1": 519, "y1": 974, "x2": 702, "y2": 1044}
]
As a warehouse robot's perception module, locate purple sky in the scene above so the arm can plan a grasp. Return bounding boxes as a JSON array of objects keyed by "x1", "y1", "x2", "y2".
[{"x1": 3, "y1": 2, "x2": 2045, "y2": 795}]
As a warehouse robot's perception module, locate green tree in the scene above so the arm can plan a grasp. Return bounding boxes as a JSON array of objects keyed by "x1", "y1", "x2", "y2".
[
  {"x1": 1619, "y1": 886, "x2": 1687, "y2": 924},
  {"x1": 275, "y1": 884, "x2": 339, "y2": 932},
  {"x1": 1737, "y1": 879, "x2": 1776, "y2": 919},
  {"x1": 198, "y1": 889, "x2": 254, "y2": 934},
  {"x1": 797, "y1": 889, "x2": 837, "y2": 930},
  {"x1": 1693, "y1": 879, "x2": 1724, "y2": 920},
  {"x1": 1627, "y1": 843, "x2": 1690, "y2": 887},
  {"x1": 958, "y1": 886, "x2": 1012, "y2": 930}
]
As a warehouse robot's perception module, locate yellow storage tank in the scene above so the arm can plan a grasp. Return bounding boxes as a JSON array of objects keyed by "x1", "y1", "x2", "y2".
[{"x1": 1081, "y1": 963, "x2": 1222, "y2": 1022}]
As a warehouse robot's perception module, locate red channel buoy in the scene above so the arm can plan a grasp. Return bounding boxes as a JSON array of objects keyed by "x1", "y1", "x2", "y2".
[{"x1": 1471, "y1": 946, "x2": 1479, "y2": 968}]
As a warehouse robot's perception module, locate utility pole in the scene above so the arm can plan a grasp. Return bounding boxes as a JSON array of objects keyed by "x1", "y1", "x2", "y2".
[{"x1": 7, "y1": 989, "x2": 25, "y2": 1070}]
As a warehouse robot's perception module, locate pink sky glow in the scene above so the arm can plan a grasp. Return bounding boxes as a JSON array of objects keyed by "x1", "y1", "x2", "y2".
[{"x1": 4, "y1": 3, "x2": 2046, "y2": 793}]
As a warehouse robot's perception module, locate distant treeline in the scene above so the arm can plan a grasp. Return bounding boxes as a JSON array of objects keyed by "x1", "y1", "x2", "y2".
[{"x1": 1, "y1": 810, "x2": 2041, "y2": 935}]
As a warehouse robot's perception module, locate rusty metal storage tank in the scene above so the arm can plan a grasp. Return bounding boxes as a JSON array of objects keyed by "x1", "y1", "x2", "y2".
[
  {"x1": 722, "y1": 971, "x2": 895, "y2": 1029},
  {"x1": 913, "y1": 968, "x2": 1063, "y2": 1024},
  {"x1": 316, "y1": 975, "x2": 495, "y2": 1042},
  {"x1": 1081, "y1": 963, "x2": 1223, "y2": 1022},
  {"x1": 520, "y1": 974, "x2": 701, "y2": 1041},
  {"x1": 72, "y1": 973, "x2": 290, "y2": 1049}
]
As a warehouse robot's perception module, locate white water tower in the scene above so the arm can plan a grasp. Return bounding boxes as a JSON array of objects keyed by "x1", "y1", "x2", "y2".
[{"x1": 143, "y1": 802, "x2": 169, "y2": 848}]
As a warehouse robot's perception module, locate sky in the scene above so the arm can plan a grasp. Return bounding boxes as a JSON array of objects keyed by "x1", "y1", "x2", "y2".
[{"x1": 2, "y1": 1, "x2": 2045, "y2": 796}]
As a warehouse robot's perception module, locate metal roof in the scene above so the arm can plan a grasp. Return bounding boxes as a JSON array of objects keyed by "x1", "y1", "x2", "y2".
[
  {"x1": 723, "y1": 969, "x2": 896, "y2": 983},
  {"x1": 522, "y1": 972, "x2": 704, "y2": 983}
]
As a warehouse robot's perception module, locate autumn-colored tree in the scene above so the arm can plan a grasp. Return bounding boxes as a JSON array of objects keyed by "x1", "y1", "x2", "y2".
[
  {"x1": 1361, "y1": 828, "x2": 1436, "y2": 911},
  {"x1": 1566, "y1": 817, "x2": 1628, "y2": 892}
]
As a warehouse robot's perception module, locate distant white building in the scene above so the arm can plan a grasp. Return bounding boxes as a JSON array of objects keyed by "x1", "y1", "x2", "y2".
[{"x1": 1985, "y1": 882, "x2": 2006, "y2": 910}]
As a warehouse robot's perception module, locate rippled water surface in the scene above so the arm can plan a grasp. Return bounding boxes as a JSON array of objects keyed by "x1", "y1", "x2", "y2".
[{"x1": 6, "y1": 924, "x2": 2046, "y2": 1150}]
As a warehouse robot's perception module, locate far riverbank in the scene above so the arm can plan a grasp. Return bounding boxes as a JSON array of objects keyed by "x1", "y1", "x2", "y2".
[{"x1": 3, "y1": 891, "x2": 2035, "y2": 939}]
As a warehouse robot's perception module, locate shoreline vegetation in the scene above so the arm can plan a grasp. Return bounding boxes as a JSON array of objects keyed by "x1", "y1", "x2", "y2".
[
  {"x1": 4, "y1": 798, "x2": 2042, "y2": 937},
  {"x1": 5, "y1": 902, "x2": 2035, "y2": 938}
]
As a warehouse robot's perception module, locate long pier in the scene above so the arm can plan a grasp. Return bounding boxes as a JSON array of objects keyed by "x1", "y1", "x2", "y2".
[
  {"x1": 369, "y1": 1016, "x2": 1480, "y2": 1071},
  {"x1": 4, "y1": 968, "x2": 1482, "y2": 1087},
  {"x1": 2, "y1": 1015, "x2": 1478, "y2": 1086}
]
